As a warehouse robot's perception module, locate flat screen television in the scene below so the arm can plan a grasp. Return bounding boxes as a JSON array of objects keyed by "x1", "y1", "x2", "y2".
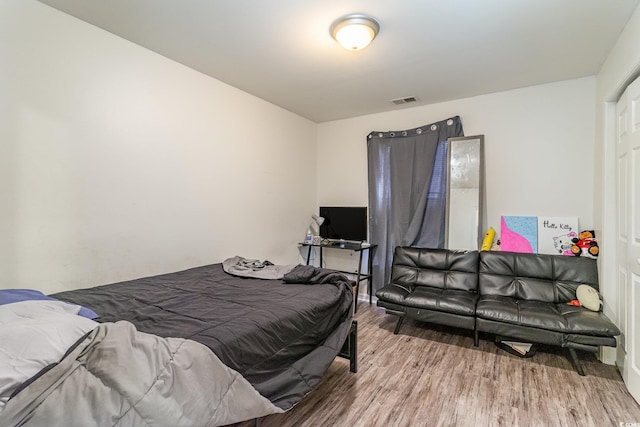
[{"x1": 319, "y1": 206, "x2": 367, "y2": 242}]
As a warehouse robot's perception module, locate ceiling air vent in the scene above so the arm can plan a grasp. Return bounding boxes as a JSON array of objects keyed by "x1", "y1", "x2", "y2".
[{"x1": 390, "y1": 96, "x2": 419, "y2": 105}]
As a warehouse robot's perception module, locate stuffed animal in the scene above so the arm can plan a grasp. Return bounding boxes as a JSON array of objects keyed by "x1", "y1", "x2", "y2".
[
  {"x1": 481, "y1": 227, "x2": 496, "y2": 251},
  {"x1": 567, "y1": 284, "x2": 602, "y2": 311},
  {"x1": 570, "y1": 230, "x2": 599, "y2": 258},
  {"x1": 576, "y1": 284, "x2": 602, "y2": 311}
]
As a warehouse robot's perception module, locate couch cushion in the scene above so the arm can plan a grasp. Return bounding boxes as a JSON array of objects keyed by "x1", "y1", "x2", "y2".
[
  {"x1": 376, "y1": 283, "x2": 413, "y2": 306},
  {"x1": 376, "y1": 283, "x2": 478, "y2": 316},
  {"x1": 391, "y1": 247, "x2": 479, "y2": 292},
  {"x1": 479, "y1": 251, "x2": 599, "y2": 303},
  {"x1": 404, "y1": 288, "x2": 478, "y2": 316},
  {"x1": 376, "y1": 247, "x2": 479, "y2": 317},
  {"x1": 476, "y1": 295, "x2": 620, "y2": 337}
]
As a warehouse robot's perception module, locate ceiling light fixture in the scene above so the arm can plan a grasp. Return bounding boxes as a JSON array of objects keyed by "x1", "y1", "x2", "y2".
[{"x1": 330, "y1": 14, "x2": 380, "y2": 51}]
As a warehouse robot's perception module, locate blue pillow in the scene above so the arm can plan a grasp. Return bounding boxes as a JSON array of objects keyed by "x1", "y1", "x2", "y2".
[{"x1": 0, "y1": 289, "x2": 99, "y2": 319}]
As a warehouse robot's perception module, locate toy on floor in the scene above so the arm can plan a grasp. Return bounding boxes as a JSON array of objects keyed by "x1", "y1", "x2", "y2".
[{"x1": 570, "y1": 230, "x2": 599, "y2": 258}]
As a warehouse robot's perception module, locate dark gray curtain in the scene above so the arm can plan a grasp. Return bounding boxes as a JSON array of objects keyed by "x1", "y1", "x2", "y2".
[{"x1": 367, "y1": 116, "x2": 464, "y2": 293}]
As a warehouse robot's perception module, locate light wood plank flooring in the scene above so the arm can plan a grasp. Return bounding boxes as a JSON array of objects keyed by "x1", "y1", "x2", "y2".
[{"x1": 232, "y1": 302, "x2": 640, "y2": 427}]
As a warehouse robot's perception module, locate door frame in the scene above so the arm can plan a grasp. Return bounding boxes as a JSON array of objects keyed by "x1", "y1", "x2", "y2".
[
  {"x1": 601, "y1": 68, "x2": 640, "y2": 365},
  {"x1": 600, "y1": 100, "x2": 618, "y2": 366},
  {"x1": 601, "y1": 71, "x2": 640, "y2": 406}
]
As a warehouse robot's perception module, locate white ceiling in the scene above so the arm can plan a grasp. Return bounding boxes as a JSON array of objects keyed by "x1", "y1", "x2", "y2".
[{"x1": 37, "y1": 0, "x2": 640, "y2": 123}]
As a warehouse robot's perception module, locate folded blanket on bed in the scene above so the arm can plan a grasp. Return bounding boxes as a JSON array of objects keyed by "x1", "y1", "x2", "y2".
[
  {"x1": 0, "y1": 321, "x2": 282, "y2": 427},
  {"x1": 283, "y1": 265, "x2": 355, "y2": 287}
]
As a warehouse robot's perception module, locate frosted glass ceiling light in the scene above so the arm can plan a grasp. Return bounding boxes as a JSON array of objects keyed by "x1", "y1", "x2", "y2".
[{"x1": 330, "y1": 14, "x2": 379, "y2": 51}]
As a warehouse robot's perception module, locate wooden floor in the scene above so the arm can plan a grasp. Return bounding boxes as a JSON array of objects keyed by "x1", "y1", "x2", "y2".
[{"x1": 232, "y1": 302, "x2": 640, "y2": 427}]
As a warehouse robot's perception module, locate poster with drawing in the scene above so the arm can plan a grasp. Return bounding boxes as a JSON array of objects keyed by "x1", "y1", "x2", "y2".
[
  {"x1": 537, "y1": 217, "x2": 579, "y2": 255},
  {"x1": 500, "y1": 216, "x2": 538, "y2": 253}
]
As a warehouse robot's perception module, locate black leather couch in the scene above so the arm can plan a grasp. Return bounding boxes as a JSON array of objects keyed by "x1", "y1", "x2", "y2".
[{"x1": 375, "y1": 247, "x2": 620, "y2": 375}]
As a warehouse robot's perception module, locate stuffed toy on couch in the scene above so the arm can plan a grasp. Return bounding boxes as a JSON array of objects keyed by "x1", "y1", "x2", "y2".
[
  {"x1": 567, "y1": 284, "x2": 602, "y2": 311},
  {"x1": 570, "y1": 230, "x2": 599, "y2": 259}
]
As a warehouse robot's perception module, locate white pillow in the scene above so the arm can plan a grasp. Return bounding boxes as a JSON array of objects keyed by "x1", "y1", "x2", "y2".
[
  {"x1": 576, "y1": 284, "x2": 601, "y2": 312},
  {"x1": 0, "y1": 300, "x2": 98, "y2": 410}
]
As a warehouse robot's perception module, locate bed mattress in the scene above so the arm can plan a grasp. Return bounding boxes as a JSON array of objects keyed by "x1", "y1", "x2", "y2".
[{"x1": 53, "y1": 263, "x2": 353, "y2": 410}]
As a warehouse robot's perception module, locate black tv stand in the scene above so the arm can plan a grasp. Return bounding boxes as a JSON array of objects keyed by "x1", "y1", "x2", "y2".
[{"x1": 299, "y1": 241, "x2": 377, "y2": 313}]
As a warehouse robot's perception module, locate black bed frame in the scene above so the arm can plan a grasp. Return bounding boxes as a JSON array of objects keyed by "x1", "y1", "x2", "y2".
[{"x1": 338, "y1": 320, "x2": 358, "y2": 373}]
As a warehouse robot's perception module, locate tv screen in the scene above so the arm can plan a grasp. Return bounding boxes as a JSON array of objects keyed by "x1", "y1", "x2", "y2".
[{"x1": 319, "y1": 206, "x2": 367, "y2": 242}]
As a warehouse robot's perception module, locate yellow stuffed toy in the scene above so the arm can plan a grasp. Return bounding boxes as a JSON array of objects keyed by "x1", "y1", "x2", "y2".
[{"x1": 481, "y1": 227, "x2": 496, "y2": 251}]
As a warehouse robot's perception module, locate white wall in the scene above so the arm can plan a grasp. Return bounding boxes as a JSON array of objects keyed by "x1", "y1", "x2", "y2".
[
  {"x1": 0, "y1": 0, "x2": 615, "y2": 301},
  {"x1": 0, "y1": 1, "x2": 317, "y2": 294},
  {"x1": 317, "y1": 77, "x2": 596, "y2": 238}
]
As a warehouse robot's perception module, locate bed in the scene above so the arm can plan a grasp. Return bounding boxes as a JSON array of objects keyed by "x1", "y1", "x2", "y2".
[{"x1": 0, "y1": 261, "x2": 355, "y2": 426}]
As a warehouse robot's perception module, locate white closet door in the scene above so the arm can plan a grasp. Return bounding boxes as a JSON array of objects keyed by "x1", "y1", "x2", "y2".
[{"x1": 616, "y1": 73, "x2": 640, "y2": 404}]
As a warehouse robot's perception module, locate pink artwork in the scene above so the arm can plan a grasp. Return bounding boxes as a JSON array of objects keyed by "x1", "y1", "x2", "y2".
[{"x1": 500, "y1": 216, "x2": 537, "y2": 253}]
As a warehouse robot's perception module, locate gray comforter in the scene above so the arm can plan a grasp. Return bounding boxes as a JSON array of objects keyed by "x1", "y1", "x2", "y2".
[
  {"x1": 0, "y1": 322, "x2": 282, "y2": 427},
  {"x1": 54, "y1": 263, "x2": 354, "y2": 410}
]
